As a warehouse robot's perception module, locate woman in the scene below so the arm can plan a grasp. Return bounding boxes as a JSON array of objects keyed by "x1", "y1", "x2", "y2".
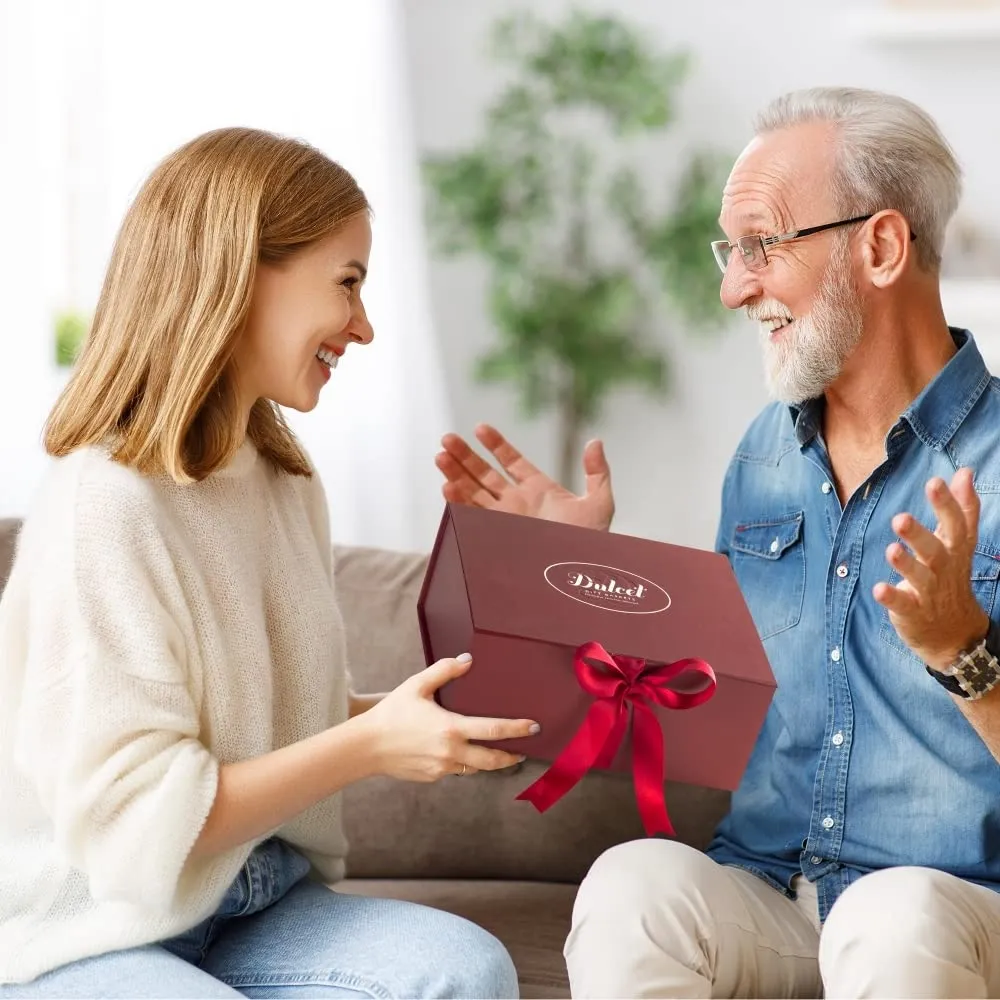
[{"x1": 0, "y1": 127, "x2": 538, "y2": 998}]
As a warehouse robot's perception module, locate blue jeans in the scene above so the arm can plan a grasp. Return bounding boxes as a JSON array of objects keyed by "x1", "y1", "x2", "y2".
[{"x1": 2, "y1": 839, "x2": 519, "y2": 998}]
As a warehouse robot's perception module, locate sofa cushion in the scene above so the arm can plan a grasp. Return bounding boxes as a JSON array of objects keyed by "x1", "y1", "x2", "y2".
[
  {"x1": 332, "y1": 543, "x2": 731, "y2": 883},
  {"x1": 339, "y1": 878, "x2": 575, "y2": 999}
]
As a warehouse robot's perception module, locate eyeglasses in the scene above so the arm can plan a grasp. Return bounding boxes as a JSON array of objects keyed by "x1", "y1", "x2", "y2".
[{"x1": 710, "y1": 213, "x2": 916, "y2": 274}]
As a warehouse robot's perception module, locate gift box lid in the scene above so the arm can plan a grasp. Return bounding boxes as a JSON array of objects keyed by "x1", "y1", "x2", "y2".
[{"x1": 420, "y1": 503, "x2": 774, "y2": 690}]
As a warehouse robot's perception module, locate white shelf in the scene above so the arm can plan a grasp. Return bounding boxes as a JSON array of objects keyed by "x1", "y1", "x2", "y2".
[{"x1": 845, "y1": 5, "x2": 1000, "y2": 42}]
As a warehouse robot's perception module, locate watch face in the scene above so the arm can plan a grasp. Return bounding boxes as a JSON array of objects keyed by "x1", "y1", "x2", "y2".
[{"x1": 958, "y1": 650, "x2": 1000, "y2": 697}]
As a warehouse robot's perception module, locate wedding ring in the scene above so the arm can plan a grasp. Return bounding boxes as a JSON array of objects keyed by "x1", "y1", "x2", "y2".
[{"x1": 459, "y1": 763, "x2": 468, "y2": 776}]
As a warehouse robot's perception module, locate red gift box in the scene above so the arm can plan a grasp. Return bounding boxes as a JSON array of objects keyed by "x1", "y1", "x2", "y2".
[{"x1": 416, "y1": 503, "x2": 776, "y2": 835}]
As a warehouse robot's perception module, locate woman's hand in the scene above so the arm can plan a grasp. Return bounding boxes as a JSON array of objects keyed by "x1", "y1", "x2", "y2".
[{"x1": 355, "y1": 654, "x2": 540, "y2": 782}]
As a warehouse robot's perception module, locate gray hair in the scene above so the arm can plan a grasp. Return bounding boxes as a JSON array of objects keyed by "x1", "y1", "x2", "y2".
[{"x1": 753, "y1": 87, "x2": 962, "y2": 272}]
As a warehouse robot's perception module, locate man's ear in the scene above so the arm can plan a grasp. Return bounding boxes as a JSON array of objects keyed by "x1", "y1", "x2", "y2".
[{"x1": 860, "y1": 210, "x2": 912, "y2": 288}]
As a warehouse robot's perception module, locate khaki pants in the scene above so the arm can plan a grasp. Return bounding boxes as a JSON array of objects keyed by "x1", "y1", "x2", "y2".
[{"x1": 564, "y1": 839, "x2": 1000, "y2": 998}]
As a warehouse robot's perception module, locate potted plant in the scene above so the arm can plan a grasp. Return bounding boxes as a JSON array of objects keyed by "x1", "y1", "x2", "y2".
[{"x1": 422, "y1": 9, "x2": 732, "y2": 488}]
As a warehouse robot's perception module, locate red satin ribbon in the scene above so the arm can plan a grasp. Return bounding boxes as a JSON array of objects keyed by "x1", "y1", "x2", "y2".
[{"x1": 516, "y1": 641, "x2": 717, "y2": 836}]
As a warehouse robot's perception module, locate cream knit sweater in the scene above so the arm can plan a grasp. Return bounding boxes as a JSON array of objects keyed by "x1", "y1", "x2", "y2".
[{"x1": 0, "y1": 442, "x2": 351, "y2": 984}]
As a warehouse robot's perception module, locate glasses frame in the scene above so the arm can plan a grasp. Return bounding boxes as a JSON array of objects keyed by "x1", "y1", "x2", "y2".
[{"x1": 710, "y1": 213, "x2": 917, "y2": 274}]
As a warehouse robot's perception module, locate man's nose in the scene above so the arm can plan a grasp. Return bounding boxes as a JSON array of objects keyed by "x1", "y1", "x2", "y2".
[{"x1": 720, "y1": 259, "x2": 764, "y2": 311}]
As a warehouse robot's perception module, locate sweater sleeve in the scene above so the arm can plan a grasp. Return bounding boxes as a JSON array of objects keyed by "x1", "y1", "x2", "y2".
[{"x1": 14, "y1": 475, "x2": 224, "y2": 911}]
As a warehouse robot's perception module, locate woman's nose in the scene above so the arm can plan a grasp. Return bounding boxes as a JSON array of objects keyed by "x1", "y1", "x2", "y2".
[{"x1": 348, "y1": 313, "x2": 374, "y2": 345}]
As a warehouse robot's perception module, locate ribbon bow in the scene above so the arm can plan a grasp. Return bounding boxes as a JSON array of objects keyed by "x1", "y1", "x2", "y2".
[{"x1": 516, "y1": 641, "x2": 717, "y2": 837}]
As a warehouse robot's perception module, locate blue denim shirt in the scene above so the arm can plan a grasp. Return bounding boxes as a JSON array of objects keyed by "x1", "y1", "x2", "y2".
[{"x1": 706, "y1": 329, "x2": 1000, "y2": 922}]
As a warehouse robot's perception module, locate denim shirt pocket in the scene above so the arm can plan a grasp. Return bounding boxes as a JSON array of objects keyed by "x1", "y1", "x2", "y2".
[
  {"x1": 879, "y1": 546, "x2": 1000, "y2": 657},
  {"x1": 729, "y1": 511, "x2": 806, "y2": 640}
]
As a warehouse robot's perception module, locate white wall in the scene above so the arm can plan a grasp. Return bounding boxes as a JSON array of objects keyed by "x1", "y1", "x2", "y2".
[{"x1": 401, "y1": 0, "x2": 1000, "y2": 549}]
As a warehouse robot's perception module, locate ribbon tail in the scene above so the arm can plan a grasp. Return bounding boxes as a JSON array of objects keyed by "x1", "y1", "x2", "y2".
[
  {"x1": 517, "y1": 699, "x2": 623, "y2": 814},
  {"x1": 631, "y1": 702, "x2": 675, "y2": 837},
  {"x1": 593, "y1": 704, "x2": 629, "y2": 770}
]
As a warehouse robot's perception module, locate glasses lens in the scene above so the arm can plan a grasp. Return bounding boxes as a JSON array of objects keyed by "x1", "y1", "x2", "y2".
[
  {"x1": 738, "y1": 236, "x2": 765, "y2": 271},
  {"x1": 711, "y1": 241, "x2": 730, "y2": 273}
]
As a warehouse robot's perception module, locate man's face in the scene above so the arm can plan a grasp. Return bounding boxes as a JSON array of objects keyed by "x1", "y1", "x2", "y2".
[{"x1": 717, "y1": 122, "x2": 864, "y2": 404}]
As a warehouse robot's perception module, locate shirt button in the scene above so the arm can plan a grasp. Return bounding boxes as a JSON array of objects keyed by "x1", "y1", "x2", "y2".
[
  {"x1": 811, "y1": 855, "x2": 823, "y2": 865},
  {"x1": 821, "y1": 481, "x2": 833, "y2": 494},
  {"x1": 770, "y1": 538, "x2": 780, "y2": 553},
  {"x1": 822, "y1": 816, "x2": 835, "y2": 830},
  {"x1": 830, "y1": 647, "x2": 841, "y2": 662},
  {"x1": 832, "y1": 732, "x2": 845, "y2": 746},
  {"x1": 836, "y1": 563, "x2": 848, "y2": 578}
]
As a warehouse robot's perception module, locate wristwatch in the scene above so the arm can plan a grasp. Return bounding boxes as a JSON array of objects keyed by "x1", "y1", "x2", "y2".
[{"x1": 926, "y1": 631, "x2": 1000, "y2": 701}]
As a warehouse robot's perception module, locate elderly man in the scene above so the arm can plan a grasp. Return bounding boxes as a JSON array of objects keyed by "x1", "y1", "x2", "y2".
[{"x1": 435, "y1": 87, "x2": 1000, "y2": 998}]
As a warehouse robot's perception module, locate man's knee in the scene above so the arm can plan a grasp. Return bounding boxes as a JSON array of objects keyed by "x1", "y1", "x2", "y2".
[
  {"x1": 819, "y1": 867, "x2": 998, "y2": 998},
  {"x1": 820, "y1": 867, "x2": 952, "y2": 969},
  {"x1": 571, "y1": 838, "x2": 721, "y2": 931},
  {"x1": 566, "y1": 840, "x2": 723, "y2": 998}
]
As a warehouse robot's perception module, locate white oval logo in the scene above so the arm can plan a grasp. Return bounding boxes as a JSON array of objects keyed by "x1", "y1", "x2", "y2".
[{"x1": 543, "y1": 561, "x2": 671, "y2": 615}]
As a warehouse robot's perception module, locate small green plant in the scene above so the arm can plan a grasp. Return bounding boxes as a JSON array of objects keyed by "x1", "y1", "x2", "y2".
[
  {"x1": 54, "y1": 309, "x2": 90, "y2": 367},
  {"x1": 422, "y1": 9, "x2": 731, "y2": 488}
]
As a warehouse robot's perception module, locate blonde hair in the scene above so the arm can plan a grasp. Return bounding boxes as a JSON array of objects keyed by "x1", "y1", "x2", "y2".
[
  {"x1": 754, "y1": 87, "x2": 962, "y2": 272},
  {"x1": 44, "y1": 126, "x2": 370, "y2": 481}
]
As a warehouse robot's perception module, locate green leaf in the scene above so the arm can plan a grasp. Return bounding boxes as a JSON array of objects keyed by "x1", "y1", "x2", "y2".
[
  {"x1": 54, "y1": 309, "x2": 89, "y2": 367},
  {"x1": 607, "y1": 165, "x2": 649, "y2": 241},
  {"x1": 490, "y1": 11, "x2": 547, "y2": 64},
  {"x1": 643, "y1": 151, "x2": 732, "y2": 329},
  {"x1": 523, "y1": 11, "x2": 689, "y2": 134},
  {"x1": 481, "y1": 266, "x2": 671, "y2": 422},
  {"x1": 485, "y1": 83, "x2": 546, "y2": 138}
]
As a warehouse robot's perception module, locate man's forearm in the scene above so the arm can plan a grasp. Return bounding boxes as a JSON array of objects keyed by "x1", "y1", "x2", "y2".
[{"x1": 953, "y1": 617, "x2": 1000, "y2": 764}]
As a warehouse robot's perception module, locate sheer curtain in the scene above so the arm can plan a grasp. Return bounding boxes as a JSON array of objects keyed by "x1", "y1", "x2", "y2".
[
  {"x1": 0, "y1": 0, "x2": 451, "y2": 553},
  {"x1": 0, "y1": 0, "x2": 76, "y2": 518}
]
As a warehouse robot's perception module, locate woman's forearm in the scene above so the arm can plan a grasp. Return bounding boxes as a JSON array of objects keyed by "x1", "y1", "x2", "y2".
[{"x1": 191, "y1": 714, "x2": 377, "y2": 859}]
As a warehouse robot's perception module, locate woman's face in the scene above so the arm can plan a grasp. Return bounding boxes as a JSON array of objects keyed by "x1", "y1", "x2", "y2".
[{"x1": 236, "y1": 213, "x2": 373, "y2": 415}]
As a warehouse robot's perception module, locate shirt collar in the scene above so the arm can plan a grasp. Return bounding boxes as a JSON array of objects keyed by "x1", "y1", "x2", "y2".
[{"x1": 788, "y1": 328, "x2": 990, "y2": 450}]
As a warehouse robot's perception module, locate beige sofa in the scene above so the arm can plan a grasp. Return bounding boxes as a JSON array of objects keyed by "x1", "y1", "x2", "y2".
[{"x1": 0, "y1": 517, "x2": 731, "y2": 998}]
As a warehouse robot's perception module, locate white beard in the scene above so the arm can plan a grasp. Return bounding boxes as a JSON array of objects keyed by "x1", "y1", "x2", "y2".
[{"x1": 752, "y1": 242, "x2": 864, "y2": 405}]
